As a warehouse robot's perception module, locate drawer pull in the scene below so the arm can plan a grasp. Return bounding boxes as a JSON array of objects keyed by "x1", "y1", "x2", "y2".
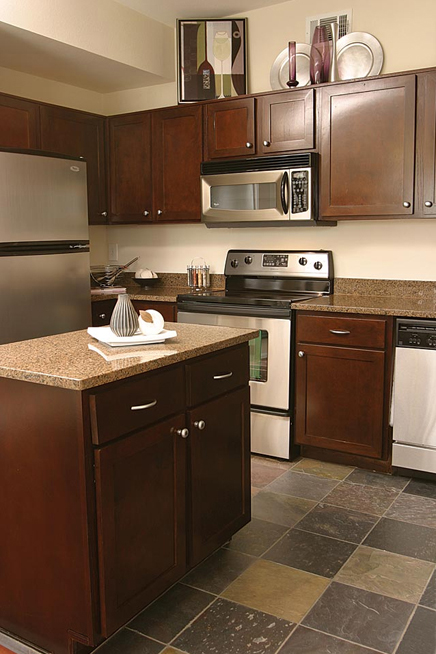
[
  {"x1": 131, "y1": 399, "x2": 157, "y2": 411},
  {"x1": 213, "y1": 372, "x2": 233, "y2": 380},
  {"x1": 175, "y1": 428, "x2": 189, "y2": 439},
  {"x1": 194, "y1": 420, "x2": 206, "y2": 430},
  {"x1": 329, "y1": 329, "x2": 351, "y2": 335}
]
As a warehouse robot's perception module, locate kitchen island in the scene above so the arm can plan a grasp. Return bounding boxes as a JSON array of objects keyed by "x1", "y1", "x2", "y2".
[{"x1": 0, "y1": 323, "x2": 256, "y2": 654}]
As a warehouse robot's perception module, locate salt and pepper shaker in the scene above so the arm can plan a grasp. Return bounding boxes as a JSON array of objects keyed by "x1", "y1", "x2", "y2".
[{"x1": 187, "y1": 257, "x2": 210, "y2": 291}]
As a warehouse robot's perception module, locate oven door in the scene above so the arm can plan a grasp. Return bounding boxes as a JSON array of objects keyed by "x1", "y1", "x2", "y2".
[
  {"x1": 177, "y1": 310, "x2": 291, "y2": 411},
  {"x1": 201, "y1": 170, "x2": 289, "y2": 224}
]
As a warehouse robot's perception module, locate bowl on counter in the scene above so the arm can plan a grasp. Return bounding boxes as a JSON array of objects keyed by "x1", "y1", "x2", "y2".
[{"x1": 133, "y1": 277, "x2": 160, "y2": 289}]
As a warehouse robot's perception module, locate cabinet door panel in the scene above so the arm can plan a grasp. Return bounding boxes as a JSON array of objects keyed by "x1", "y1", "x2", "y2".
[
  {"x1": 40, "y1": 106, "x2": 107, "y2": 225},
  {"x1": 295, "y1": 343, "x2": 385, "y2": 458},
  {"x1": 258, "y1": 89, "x2": 314, "y2": 153},
  {"x1": 320, "y1": 75, "x2": 416, "y2": 217},
  {"x1": 91, "y1": 299, "x2": 116, "y2": 326},
  {"x1": 0, "y1": 95, "x2": 40, "y2": 148},
  {"x1": 205, "y1": 98, "x2": 255, "y2": 159},
  {"x1": 152, "y1": 105, "x2": 202, "y2": 222},
  {"x1": 132, "y1": 300, "x2": 177, "y2": 322},
  {"x1": 416, "y1": 72, "x2": 436, "y2": 216},
  {"x1": 95, "y1": 414, "x2": 187, "y2": 636},
  {"x1": 108, "y1": 113, "x2": 152, "y2": 223},
  {"x1": 189, "y1": 386, "x2": 250, "y2": 565}
]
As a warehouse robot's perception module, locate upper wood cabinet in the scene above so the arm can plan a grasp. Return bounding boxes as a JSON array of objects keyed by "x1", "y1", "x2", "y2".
[
  {"x1": 108, "y1": 112, "x2": 153, "y2": 224},
  {"x1": 152, "y1": 105, "x2": 202, "y2": 223},
  {"x1": 416, "y1": 72, "x2": 436, "y2": 217},
  {"x1": 0, "y1": 96, "x2": 40, "y2": 149},
  {"x1": 257, "y1": 89, "x2": 315, "y2": 154},
  {"x1": 40, "y1": 106, "x2": 107, "y2": 225},
  {"x1": 204, "y1": 97, "x2": 255, "y2": 159},
  {"x1": 319, "y1": 75, "x2": 416, "y2": 219}
]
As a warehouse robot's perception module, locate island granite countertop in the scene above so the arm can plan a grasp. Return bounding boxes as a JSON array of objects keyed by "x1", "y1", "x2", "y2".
[{"x1": 0, "y1": 323, "x2": 258, "y2": 391}]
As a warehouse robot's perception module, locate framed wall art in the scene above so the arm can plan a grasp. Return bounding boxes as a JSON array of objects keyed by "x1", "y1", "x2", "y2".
[{"x1": 177, "y1": 18, "x2": 247, "y2": 103}]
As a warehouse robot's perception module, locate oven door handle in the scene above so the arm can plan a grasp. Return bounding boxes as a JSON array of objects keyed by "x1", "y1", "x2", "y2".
[{"x1": 280, "y1": 171, "x2": 289, "y2": 215}]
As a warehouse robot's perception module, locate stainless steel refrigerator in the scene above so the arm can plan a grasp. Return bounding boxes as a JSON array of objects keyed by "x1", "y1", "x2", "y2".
[{"x1": 0, "y1": 150, "x2": 91, "y2": 345}]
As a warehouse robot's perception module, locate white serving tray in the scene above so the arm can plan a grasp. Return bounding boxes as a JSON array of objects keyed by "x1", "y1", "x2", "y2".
[{"x1": 87, "y1": 326, "x2": 177, "y2": 347}]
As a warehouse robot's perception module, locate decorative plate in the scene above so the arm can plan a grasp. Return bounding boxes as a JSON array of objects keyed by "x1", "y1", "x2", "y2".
[
  {"x1": 336, "y1": 32, "x2": 384, "y2": 80},
  {"x1": 270, "y1": 43, "x2": 312, "y2": 90}
]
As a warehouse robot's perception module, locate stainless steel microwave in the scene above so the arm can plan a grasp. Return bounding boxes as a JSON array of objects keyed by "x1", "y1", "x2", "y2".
[{"x1": 200, "y1": 153, "x2": 335, "y2": 227}]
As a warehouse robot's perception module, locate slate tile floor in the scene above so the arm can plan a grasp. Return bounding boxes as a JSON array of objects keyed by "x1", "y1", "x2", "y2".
[{"x1": 4, "y1": 457, "x2": 436, "y2": 654}]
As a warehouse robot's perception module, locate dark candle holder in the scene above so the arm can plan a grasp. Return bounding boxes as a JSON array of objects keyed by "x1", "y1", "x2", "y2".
[{"x1": 287, "y1": 41, "x2": 299, "y2": 88}]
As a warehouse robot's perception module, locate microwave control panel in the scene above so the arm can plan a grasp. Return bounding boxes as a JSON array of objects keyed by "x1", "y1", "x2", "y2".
[{"x1": 291, "y1": 170, "x2": 309, "y2": 214}]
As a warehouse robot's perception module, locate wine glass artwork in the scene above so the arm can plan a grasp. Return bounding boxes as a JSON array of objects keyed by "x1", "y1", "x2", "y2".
[
  {"x1": 287, "y1": 41, "x2": 299, "y2": 88},
  {"x1": 310, "y1": 25, "x2": 330, "y2": 84},
  {"x1": 213, "y1": 30, "x2": 231, "y2": 99}
]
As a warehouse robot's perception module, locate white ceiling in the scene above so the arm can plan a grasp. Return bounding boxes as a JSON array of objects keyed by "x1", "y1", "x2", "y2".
[{"x1": 115, "y1": 0, "x2": 293, "y2": 26}]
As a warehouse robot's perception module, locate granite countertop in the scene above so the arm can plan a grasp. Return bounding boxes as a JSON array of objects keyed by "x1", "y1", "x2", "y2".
[
  {"x1": 292, "y1": 294, "x2": 436, "y2": 318},
  {"x1": 0, "y1": 323, "x2": 258, "y2": 391},
  {"x1": 91, "y1": 286, "x2": 189, "y2": 303}
]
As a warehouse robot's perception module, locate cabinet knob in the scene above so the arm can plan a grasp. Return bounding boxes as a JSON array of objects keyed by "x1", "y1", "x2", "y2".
[
  {"x1": 175, "y1": 428, "x2": 189, "y2": 439},
  {"x1": 425, "y1": 201, "x2": 433, "y2": 207},
  {"x1": 143, "y1": 210, "x2": 149, "y2": 216},
  {"x1": 157, "y1": 210, "x2": 163, "y2": 215},
  {"x1": 245, "y1": 142, "x2": 253, "y2": 149},
  {"x1": 298, "y1": 351, "x2": 305, "y2": 357},
  {"x1": 194, "y1": 420, "x2": 206, "y2": 430},
  {"x1": 100, "y1": 211, "x2": 108, "y2": 217},
  {"x1": 403, "y1": 201, "x2": 411, "y2": 208},
  {"x1": 263, "y1": 140, "x2": 271, "y2": 147},
  {"x1": 99, "y1": 313, "x2": 106, "y2": 320}
]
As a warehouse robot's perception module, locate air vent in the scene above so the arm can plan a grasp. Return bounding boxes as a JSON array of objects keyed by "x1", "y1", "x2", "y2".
[
  {"x1": 306, "y1": 9, "x2": 352, "y2": 42},
  {"x1": 201, "y1": 154, "x2": 316, "y2": 175}
]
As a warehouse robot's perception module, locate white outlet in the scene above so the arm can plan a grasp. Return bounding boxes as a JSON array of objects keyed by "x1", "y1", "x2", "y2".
[{"x1": 108, "y1": 244, "x2": 118, "y2": 262}]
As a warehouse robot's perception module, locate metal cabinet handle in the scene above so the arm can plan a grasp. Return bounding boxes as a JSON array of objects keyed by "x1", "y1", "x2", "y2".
[
  {"x1": 98, "y1": 313, "x2": 106, "y2": 320},
  {"x1": 175, "y1": 428, "x2": 189, "y2": 439},
  {"x1": 143, "y1": 210, "x2": 149, "y2": 216},
  {"x1": 425, "y1": 201, "x2": 433, "y2": 207},
  {"x1": 263, "y1": 140, "x2": 271, "y2": 147},
  {"x1": 194, "y1": 420, "x2": 206, "y2": 430},
  {"x1": 298, "y1": 351, "x2": 305, "y2": 357},
  {"x1": 131, "y1": 399, "x2": 157, "y2": 411},
  {"x1": 213, "y1": 372, "x2": 233, "y2": 380},
  {"x1": 157, "y1": 210, "x2": 163, "y2": 215},
  {"x1": 330, "y1": 330, "x2": 351, "y2": 335},
  {"x1": 100, "y1": 211, "x2": 108, "y2": 217},
  {"x1": 245, "y1": 142, "x2": 253, "y2": 148},
  {"x1": 403, "y1": 201, "x2": 411, "y2": 208}
]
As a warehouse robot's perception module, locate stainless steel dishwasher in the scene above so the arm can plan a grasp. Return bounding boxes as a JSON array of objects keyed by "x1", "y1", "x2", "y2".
[{"x1": 392, "y1": 318, "x2": 436, "y2": 473}]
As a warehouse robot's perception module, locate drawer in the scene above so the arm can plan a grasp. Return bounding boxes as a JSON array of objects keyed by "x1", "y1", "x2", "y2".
[
  {"x1": 296, "y1": 314, "x2": 387, "y2": 349},
  {"x1": 132, "y1": 300, "x2": 177, "y2": 322},
  {"x1": 186, "y1": 344, "x2": 249, "y2": 407},
  {"x1": 89, "y1": 366, "x2": 185, "y2": 444},
  {"x1": 91, "y1": 299, "x2": 116, "y2": 326}
]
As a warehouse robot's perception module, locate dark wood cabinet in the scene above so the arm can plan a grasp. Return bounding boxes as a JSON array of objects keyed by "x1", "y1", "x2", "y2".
[
  {"x1": 416, "y1": 72, "x2": 436, "y2": 217},
  {"x1": 152, "y1": 105, "x2": 202, "y2": 223},
  {"x1": 95, "y1": 413, "x2": 187, "y2": 636},
  {"x1": 204, "y1": 97, "x2": 255, "y2": 159},
  {"x1": 132, "y1": 300, "x2": 177, "y2": 322},
  {"x1": 91, "y1": 299, "x2": 116, "y2": 326},
  {"x1": 294, "y1": 312, "x2": 393, "y2": 469},
  {"x1": 108, "y1": 112, "x2": 153, "y2": 224},
  {"x1": 0, "y1": 95, "x2": 40, "y2": 149},
  {"x1": 40, "y1": 106, "x2": 107, "y2": 225},
  {"x1": 257, "y1": 89, "x2": 315, "y2": 154},
  {"x1": 319, "y1": 75, "x2": 416, "y2": 218}
]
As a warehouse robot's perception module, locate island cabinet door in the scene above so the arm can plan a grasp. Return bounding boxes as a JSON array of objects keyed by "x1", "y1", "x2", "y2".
[
  {"x1": 94, "y1": 413, "x2": 187, "y2": 637},
  {"x1": 319, "y1": 75, "x2": 416, "y2": 218},
  {"x1": 188, "y1": 386, "x2": 251, "y2": 567},
  {"x1": 294, "y1": 343, "x2": 385, "y2": 459}
]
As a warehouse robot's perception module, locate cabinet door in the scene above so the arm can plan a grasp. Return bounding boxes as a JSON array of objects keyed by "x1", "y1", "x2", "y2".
[
  {"x1": 94, "y1": 413, "x2": 187, "y2": 637},
  {"x1": 257, "y1": 89, "x2": 314, "y2": 154},
  {"x1": 152, "y1": 105, "x2": 202, "y2": 223},
  {"x1": 132, "y1": 300, "x2": 177, "y2": 322},
  {"x1": 295, "y1": 343, "x2": 385, "y2": 458},
  {"x1": 416, "y1": 72, "x2": 436, "y2": 216},
  {"x1": 91, "y1": 299, "x2": 116, "y2": 326},
  {"x1": 0, "y1": 95, "x2": 40, "y2": 148},
  {"x1": 108, "y1": 113, "x2": 152, "y2": 224},
  {"x1": 205, "y1": 98, "x2": 255, "y2": 159},
  {"x1": 40, "y1": 106, "x2": 107, "y2": 225},
  {"x1": 189, "y1": 386, "x2": 250, "y2": 566},
  {"x1": 320, "y1": 75, "x2": 416, "y2": 218}
]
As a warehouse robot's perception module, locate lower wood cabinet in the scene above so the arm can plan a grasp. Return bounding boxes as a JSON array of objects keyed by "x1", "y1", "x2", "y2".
[
  {"x1": 294, "y1": 312, "x2": 394, "y2": 470},
  {"x1": 131, "y1": 300, "x2": 177, "y2": 322},
  {"x1": 91, "y1": 299, "x2": 116, "y2": 326}
]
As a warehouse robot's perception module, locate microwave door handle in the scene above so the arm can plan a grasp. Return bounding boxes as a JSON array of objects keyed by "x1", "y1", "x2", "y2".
[{"x1": 280, "y1": 171, "x2": 289, "y2": 214}]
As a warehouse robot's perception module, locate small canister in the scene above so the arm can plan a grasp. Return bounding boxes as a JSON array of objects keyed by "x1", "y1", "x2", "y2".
[{"x1": 187, "y1": 257, "x2": 210, "y2": 291}]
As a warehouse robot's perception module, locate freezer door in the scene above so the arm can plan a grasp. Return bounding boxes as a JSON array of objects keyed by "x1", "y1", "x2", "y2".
[
  {"x1": 0, "y1": 151, "x2": 88, "y2": 242},
  {"x1": 0, "y1": 251, "x2": 91, "y2": 344}
]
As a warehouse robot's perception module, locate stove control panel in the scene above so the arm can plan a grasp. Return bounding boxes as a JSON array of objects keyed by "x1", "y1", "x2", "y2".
[
  {"x1": 397, "y1": 319, "x2": 436, "y2": 349},
  {"x1": 224, "y1": 250, "x2": 332, "y2": 279}
]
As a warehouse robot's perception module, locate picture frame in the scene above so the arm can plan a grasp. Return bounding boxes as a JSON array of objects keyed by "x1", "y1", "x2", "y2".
[{"x1": 177, "y1": 18, "x2": 247, "y2": 103}]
